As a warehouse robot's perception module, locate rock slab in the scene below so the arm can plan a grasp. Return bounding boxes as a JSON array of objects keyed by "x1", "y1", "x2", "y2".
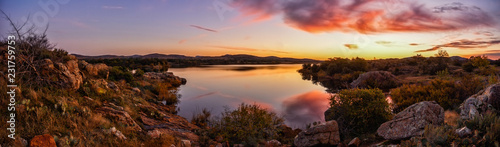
[
  {"x1": 377, "y1": 101, "x2": 444, "y2": 140},
  {"x1": 30, "y1": 134, "x2": 56, "y2": 147},
  {"x1": 294, "y1": 120, "x2": 341, "y2": 147}
]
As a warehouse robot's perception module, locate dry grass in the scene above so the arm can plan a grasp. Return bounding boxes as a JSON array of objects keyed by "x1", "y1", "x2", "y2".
[{"x1": 444, "y1": 110, "x2": 460, "y2": 127}]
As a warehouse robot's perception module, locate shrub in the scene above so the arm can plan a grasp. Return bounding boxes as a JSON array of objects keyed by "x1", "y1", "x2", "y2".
[
  {"x1": 209, "y1": 103, "x2": 284, "y2": 146},
  {"x1": 326, "y1": 88, "x2": 392, "y2": 139},
  {"x1": 391, "y1": 76, "x2": 484, "y2": 112}
]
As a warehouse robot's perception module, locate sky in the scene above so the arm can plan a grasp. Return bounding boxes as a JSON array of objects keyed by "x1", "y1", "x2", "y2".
[{"x1": 1, "y1": 0, "x2": 500, "y2": 60}]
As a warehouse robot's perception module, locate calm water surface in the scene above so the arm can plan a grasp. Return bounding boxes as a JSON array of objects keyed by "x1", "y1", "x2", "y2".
[{"x1": 169, "y1": 64, "x2": 330, "y2": 128}]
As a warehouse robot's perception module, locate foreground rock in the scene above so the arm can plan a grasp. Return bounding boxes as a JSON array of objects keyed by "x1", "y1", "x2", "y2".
[
  {"x1": 377, "y1": 101, "x2": 444, "y2": 140},
  {"x1": 460, "y1": 83, "x2": 499, "y2": 120},
  {"x1": 30, "y1": 134, "x2": 56, "y2": 147},
  {"x1": 294, "y1": 120, "x2": 341, "y2": 147},
  {"x1": 350, "y1": 71, "x2": 400, "y2": 90},
  {"x1": 138, "y1": 104, "x2": 199, "y2": 141}
]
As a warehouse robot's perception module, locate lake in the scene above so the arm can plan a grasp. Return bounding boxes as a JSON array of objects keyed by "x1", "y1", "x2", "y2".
[{"x1": 169, "y1": 64, "x2": 331, "y2": 128}]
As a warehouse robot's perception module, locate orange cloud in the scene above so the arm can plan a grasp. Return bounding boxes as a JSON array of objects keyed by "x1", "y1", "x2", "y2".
[
  {"x1": 344, "y1": 44, "x2": 359, "y2": 50},
  {"x1": 416, "y1": 39, "x2": 500, "y2": 52},
  {"x1": 232, "y1": 0, "x2": 496, "y2": 34}
]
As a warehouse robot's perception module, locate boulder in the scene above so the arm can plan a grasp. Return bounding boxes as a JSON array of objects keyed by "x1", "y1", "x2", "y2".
[
  {"x1": 181, "y1": 140, "x2": 191, "y2": 147},
  {"x1": 348, "y1": 137, "x2": 360, "y2": 147},
  {"x1": 79, "y1": 60, "x2": 109, "y2": 77},
  {"x1": 294, "y1": 120, "x2": 341, "y2": 147},
  {"x1": 455, "y1": 127, "x2": 472, "y2": 138},
  {"x1": 460, "y1": 83, "x2": 499, "y2": 120},
  {"x1": 139, "y1": 104, "x2": 200, "y2": 141},
  {"x1": 95, "y1": 106, "x2": 142, "y2": 131},
  {"x1": 377, "y1": 101, "x2": 444, "y2": 140},
  {"x1": 350, "y1": 71, "x2": 400, "y2": 90},
  {"x1": 40, "y1": 59, "x2": 83, "y2": 90},
  {"x1": 30, "y1": 134, "x2": 56, "y2": 147}
]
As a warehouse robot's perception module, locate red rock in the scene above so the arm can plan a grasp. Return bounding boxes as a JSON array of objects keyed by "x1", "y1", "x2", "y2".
[{"x1": 30, "y1": 134, "x2": 56, "y2": 147}]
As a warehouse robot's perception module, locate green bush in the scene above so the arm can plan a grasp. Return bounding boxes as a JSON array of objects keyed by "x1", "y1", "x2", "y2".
[
  {"x1": 209, "y1": 103, "x2": 284, "y2": 146},
  {"x1": 391, "y1": 76, "x2": 484, "y2": 112},
  {"x1": 326, "y1": 88, "x2": 392, "y2": 139}
]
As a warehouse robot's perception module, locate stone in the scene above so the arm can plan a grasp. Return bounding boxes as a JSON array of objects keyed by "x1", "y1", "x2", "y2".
[
  {"x1": 233, "y1": 144, "x2": 244, "y2": 147},
  {"x1": 79, "y1": 60, "x2": 109, "y2": 77},
  {"x1": 30, "y1": 134, "x2": 56, "y2": 147},
  {"x1": 215, "y1": 143, "x2": 222, "y2": 147},
  {"x1": 109, "y1": 127, "x2": 127, "y2": 140},
  {"x1": 181, "y1": 140, "x2": 191, "y2": 147},
  {"x1": 132, "y1": 87, "x2": 141, "y2": 93},
  {"x1": 14, "y1": 137, "x2": 28, "y2": 147},
  {"x1": 41, "y1": 59, "x2": 83, "y2": 90},
  {"x1": 95, "y1": 106, "x2": 142, "y2": 131},
  {"x1": 377, "y1": 101, "x2": 444, "y2": 140},
  {"x1": 455, "y1": 127, "x2": 472, "y2": 138},
  {"x1": 294, "y1": 120, "x2": 341, "y2": 147},
  {"x1": 350, "y1": 71, "x2": 400, "y2": 90},
  {"x1": 460, "y1": 83, "x2": 499, "y2": 120},
  {"x1": 348, "y1": 137, "x2": 361, "y2": 147},
  {"x1": 266, "y1": 140, "x2": 281, "y2": 147}
]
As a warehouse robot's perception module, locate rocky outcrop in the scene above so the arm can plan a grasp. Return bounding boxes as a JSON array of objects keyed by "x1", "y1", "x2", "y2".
[
  {"x1": 40, "y1": 59, "x2": 83, "y2": 90},
  {"x1": 137, "y1": 104, "x2": 199, "y2": 141},
  {"x1": 350, "y1": 71, "x2": 400, "y2": 90},
  {"x1": 377, "y1": 101, "x2": 444, "y2": 140},
  {"x1": 30, "y1": 134, "x2": 56, "y2": 147},
  {"x1": 79, "y1": 60, "x2": 109, "y2": 77},
  {"x1": 459, "y1": 83, "x2": 499, "y2": 120},
  {"x1": 95, "y1": 106, "x2": 142, "y2": 131},
  {"x1": 144, "y1": 72, "x2": 187, "y2": 85},
  {"x1": 294, "y1": 120, "x2": 341, "y2": 147}
]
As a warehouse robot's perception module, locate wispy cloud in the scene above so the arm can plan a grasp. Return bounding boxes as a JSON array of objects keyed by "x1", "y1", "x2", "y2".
[
  {"x1": 102, "y1": 6, "x2": 124, "y2": 9},
  {"x1": 344, "y1": 44, "x2": 359, "y2": 50},
  {"x1": 415, "y1": 39, "x2": 500, "y2": 52},
  {"x1": 230, "y1": 0, "x2": 496, "y2": 34},
  {"x1": 209, "y1": 45, "x2": 289, "y2": 54},
  {"x1": 409, "y1": 43, "x2": 420, "y2": 46},
  {"x1": 189, "y1": 25, "x2": 217, "y2": 32}
]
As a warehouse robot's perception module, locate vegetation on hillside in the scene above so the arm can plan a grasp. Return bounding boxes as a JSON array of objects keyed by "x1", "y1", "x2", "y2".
[{"x1": 326, "y1": 88, "x2": 392, "y2": 139}]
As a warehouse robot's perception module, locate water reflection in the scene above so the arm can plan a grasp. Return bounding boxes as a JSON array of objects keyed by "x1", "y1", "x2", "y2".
[
  {"x1": 282, "y1": 90, "x2": 331, "y2": 128},
  {"x1": 168, "y1": 64, "x2": 328, "y2": 128}
]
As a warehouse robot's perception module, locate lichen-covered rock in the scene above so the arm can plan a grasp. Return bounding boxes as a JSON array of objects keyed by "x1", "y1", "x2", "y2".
[
  {"x1": 294, "y1": 120, "x2": 341, "y2": 147},
  {"x1": 40, "y1": 59, "x2": 83, "y2": 90},
  {"x1": 30, "y1": 134, "x2": 56, "y2": 147},
  {"x1": 460, "y1": 83, "x2": 499, "y2": 120},
  {"x1": 377, "y1": 101, "x2": 444, "y2": 140}
]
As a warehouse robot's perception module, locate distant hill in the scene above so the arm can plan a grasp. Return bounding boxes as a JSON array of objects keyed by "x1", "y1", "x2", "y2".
[{"x1": 73, "y1": 53, "x2": 321, "y2": 63}]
